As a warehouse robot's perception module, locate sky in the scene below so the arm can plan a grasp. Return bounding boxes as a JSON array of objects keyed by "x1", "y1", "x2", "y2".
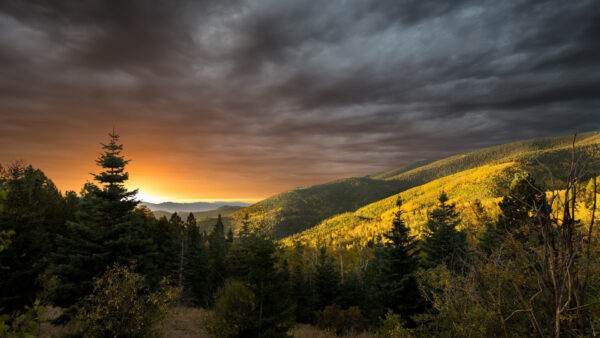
[{"x1": 0, "y1": 0, "x2": 599, "y2": 202}]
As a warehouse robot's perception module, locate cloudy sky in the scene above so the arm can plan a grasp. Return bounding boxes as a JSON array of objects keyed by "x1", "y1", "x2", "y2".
[{"x1": 0, "y1": 0, "x2": 599, "y2": 201}]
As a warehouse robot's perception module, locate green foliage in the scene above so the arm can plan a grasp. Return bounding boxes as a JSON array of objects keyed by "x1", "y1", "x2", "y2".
[
  {"x1": 75, "y1": 265, "x2": 178, "y2": 338},
  {"x1": 364, "y1": 198, "x2": 425, "y2": 325},
  {"x1": 0, "y1": 226, "x2": 45, "y2": 338},
  {"x1": 226, "y1": 231, "x2": 294, "y2": 337},
  {"x1": 0, "y1": 162, "x2": 73, "y2": 312},
  {"x1": 291, "y1": 264, "x2": 313, "y2": 323},
  {"x1": 205, "y1": 280, "x2": 256, "y2": 338},
  {"x1": 183, "y1": 214, "x2": 209, "y2": 306},
  {"x1": 283, "y1": 162, "x2": 518, "y2": 248},
  {"x1": 314, "y1": 305, "x2": 367, "y2": 335},
  {"x1": 314, "y1": 247, "x2": 340, "y2": 310},
  {"x1": 283, "y1": 132, "x2": 600, "y2": 247},
  {"x1": 479, "y1": 174, "x2": 549, "y2": 252},
  {"x1": 420, "y1": 192, "x2": 468, "y2": 272},
  {"x1": 336, "y1": 271, "x2": 362, "y2": 310},
  {"x1": 0, "y1": 300, "x2": 44, "y2": 338},
  {"x1": 50, "y1": 132, "x2": 156, "y2": 313},
  {"x1": 208, "y1": 228, "x2": 295, "y2": 337},
  {"x1": 149, "y1": 216, "x2": 179, "y2": 286},
  {"x1": 376, "y1": 310, "x2": 413, "y2": 338},
  {"x1": 0, "y1": 230, "x2": 14, "y2": 253},
  {"x1": 207, "y1": 215, "x2": 227, "y2": 302},
  {"x1": 232, "y1": 177, "x2": 407, "y2": 238},
  {"x1": 415, "y1": 158, "x2": 600, "y2": 337}
]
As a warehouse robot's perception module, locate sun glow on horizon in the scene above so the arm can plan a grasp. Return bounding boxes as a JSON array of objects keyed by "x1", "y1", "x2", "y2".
[{"x1": 135, "y1": 190, "x2": 261, "y2": 204}]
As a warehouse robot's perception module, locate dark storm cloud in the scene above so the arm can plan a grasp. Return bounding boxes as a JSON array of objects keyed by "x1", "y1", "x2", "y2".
[{"x1": 0, "y1": 0, "x2": 599, "y2": 193}]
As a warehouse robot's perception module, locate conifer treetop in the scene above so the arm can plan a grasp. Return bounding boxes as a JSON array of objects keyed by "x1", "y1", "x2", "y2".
[{"x1": 94, "y1": 130, "x2": 130, "y2": 188}]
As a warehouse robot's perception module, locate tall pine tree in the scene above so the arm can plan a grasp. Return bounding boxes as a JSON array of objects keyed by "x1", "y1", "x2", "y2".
[
  {"x1": 0, "y1": 163, "x2": 72, "y2": 312},
  {"x1": 51, "y1": 131, "x2": 153, "y2": 313},
  {"x1": 420, "y1": 192, "x2": 468, "y2": 272},
  {"x1": 183, "y1": 213, "x2": 209, "y2": 306},
  {"x1": 366, "y1": 197, "x2": 425, "y2": 325},
  {"x1": 207, "y1": 214, "x2": 227, "y2": 302},
  {"x1": 479, "y1": 174, "x2": 550, "y2": 253},
  {"x1": 314, "y1": 247, "x2": 340, "y2": 310}
]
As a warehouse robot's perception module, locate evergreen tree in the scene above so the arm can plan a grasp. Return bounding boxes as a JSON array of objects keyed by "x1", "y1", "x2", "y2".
[
  {"x1": 314, "y1": 247, "x2": 340, "y2": 310},
  {"x1": 336, "y1": 271, "x2": 362, "y2": 309},
  {"x1": 243, "y1": 232, "x2": 294, "y2": 336},
  {"x1": 421, "y1": 192, "x2": 468, "y2": 272},
  {"x1": 226, "y1": 237, "x2": 250, "y2": 281},
  {"x1": 226, "y1": 228, "x2": 234, "y2": 243},
  {"x1": 479, "y1": 175, "x2": 550, "y2": 253},
  {"x1": 374, "y1": 198, "x2": 425, "y2": 325},
  {"x1": 179, "y1": 213, "x2": 209, "y2": 306},
  {"x1": 51, "y1": 131, "x2": 153, "y2": 313},
  {"x1": 223, "y1": 225, "x2": 294, "y2": 336},
  {"x1": 0, "y1": 163, "x2": 71, "y2": 312},
  {"x1": 291, "y1": 264, "x2": 313, "y2": 323},
  {"x1": 150, "y1": 216, "x2": 179, "y2": 282},
  {"x1": 169, "y1": 213, "x2": 185, "y2": 294},
  {"x1": 207, "y1": 214, "x2": 227, "y2": 301},
  {"x1": 185, "y1": 212, "x2": 195, "y2": 228},
  {"x1": 239, "y1": 213, "x2": 251, "y2": 238}
]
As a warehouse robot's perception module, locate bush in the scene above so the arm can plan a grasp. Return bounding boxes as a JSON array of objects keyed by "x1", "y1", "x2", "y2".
[
  {"x1": 204, "y1": 280, "x2": 256, "y2": 338},
  {"x1": 74, "y1": 264, "x2": 178, "y2": 338},
  {"x1": 376, "y1": 310, "x2": 413, "y2": 337},
  {"x1": 315, "y1": 304, "x2": 366, "y2": 335},
  {"x1": 0, "y1": 300, "x2": 44, "y2": 338}
]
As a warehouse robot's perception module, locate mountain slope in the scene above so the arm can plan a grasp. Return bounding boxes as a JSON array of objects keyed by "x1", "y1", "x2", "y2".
[
  {"x1": 282, "y1": 133, "x2": 600, "y2": 247},
  {"x1": 282, "y1": 162, "x2": 519, "y2": 247},
  {"x1": 235, "y1": 131, "x2": 600, "y2": 239},
  {"x1": 231, "y1": 177, "x2": 410, "y2": 238}
]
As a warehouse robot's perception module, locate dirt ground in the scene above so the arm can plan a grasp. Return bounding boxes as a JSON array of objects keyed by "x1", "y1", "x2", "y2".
[
  {"x1": 37, "y1": 306, "x2": 373, "y2": 337},
  {"x1": 291, "y1": 324, "x2": 374, "y2": 338}
]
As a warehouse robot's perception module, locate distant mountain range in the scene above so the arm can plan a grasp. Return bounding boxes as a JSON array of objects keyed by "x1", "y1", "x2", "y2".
[
  {"x1": 151, "y1": 205, "x2": 245, "y2": 220},
  {"x1": 140, "y1": 201, "x2": 251, "y2": 213}
]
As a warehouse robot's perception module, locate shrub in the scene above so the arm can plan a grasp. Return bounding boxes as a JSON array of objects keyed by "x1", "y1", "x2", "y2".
[
  {"x1": 376, "y1": 310, "x2": 413, "y2": 337},
  {"x1": 0, "y1": 300, "x2": 44, "y2": 338},
  {"x1": 204, "y1": 280, "x2": 256, "y2": 338},
  {"x1": 74, "y1": 264, "x2": 178, "y2": 338},
  {"x1": 315, "y1": 304, "x2": 366, "y2": 335}
]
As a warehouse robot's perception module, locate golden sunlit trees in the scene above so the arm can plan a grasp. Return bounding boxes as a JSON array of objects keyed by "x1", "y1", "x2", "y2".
[{"x1": 417, "y1": 136, "x2": 600, "y2": 337}]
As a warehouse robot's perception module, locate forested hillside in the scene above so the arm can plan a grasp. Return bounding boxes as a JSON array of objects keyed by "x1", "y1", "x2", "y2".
[
  {"x1": 237, "y1": 132, "x2": 600, "y2": 239},
  {"x1": 283, "y1": 133, "x2": 600, "y2": 247},
  {"x1": 282, "y1": 162, "x2": 519, "y2": 247},
  {"x1": 230, "y1": 177, "x2": 409, "y2": 238}
]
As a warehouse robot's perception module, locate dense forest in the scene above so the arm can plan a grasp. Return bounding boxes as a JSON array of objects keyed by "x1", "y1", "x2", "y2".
[{"x1": 1, "y1": 131, "x2": 599, "y2": 337}]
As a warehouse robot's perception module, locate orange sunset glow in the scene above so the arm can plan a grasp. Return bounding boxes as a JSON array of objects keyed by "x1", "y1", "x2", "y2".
[
  {"x1": 1, "y1": 0, "x2": 599, "y2": 204},
  {"x1": 4, "y1": 125, "x2": 294, "y2": 202}
]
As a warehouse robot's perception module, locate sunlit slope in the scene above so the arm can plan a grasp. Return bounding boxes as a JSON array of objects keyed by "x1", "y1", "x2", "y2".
[
  {"x1": 235, "y1": 131, "x2": 600, "y2": 239},
  {"x1": 281, "y1": 162, "x2": 519, "y2": 247},
  {"x1": 370, "y1": 132, "x2": 599, "y2": 183},
  {"x1": 282, "y1": 135, "x2": 600, "y2": 247},
  {"x1": 231, "y1": 177, "x2": 409, "y2": 238}
]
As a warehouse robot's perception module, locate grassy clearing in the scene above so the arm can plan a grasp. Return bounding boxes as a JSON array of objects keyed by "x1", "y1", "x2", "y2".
[
  {"x1": 38, "y1": 306, "x2": 364, "y2": 338},
  {"x1": 291, "y1": 324, "x2": 374, "y2": 338}
]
